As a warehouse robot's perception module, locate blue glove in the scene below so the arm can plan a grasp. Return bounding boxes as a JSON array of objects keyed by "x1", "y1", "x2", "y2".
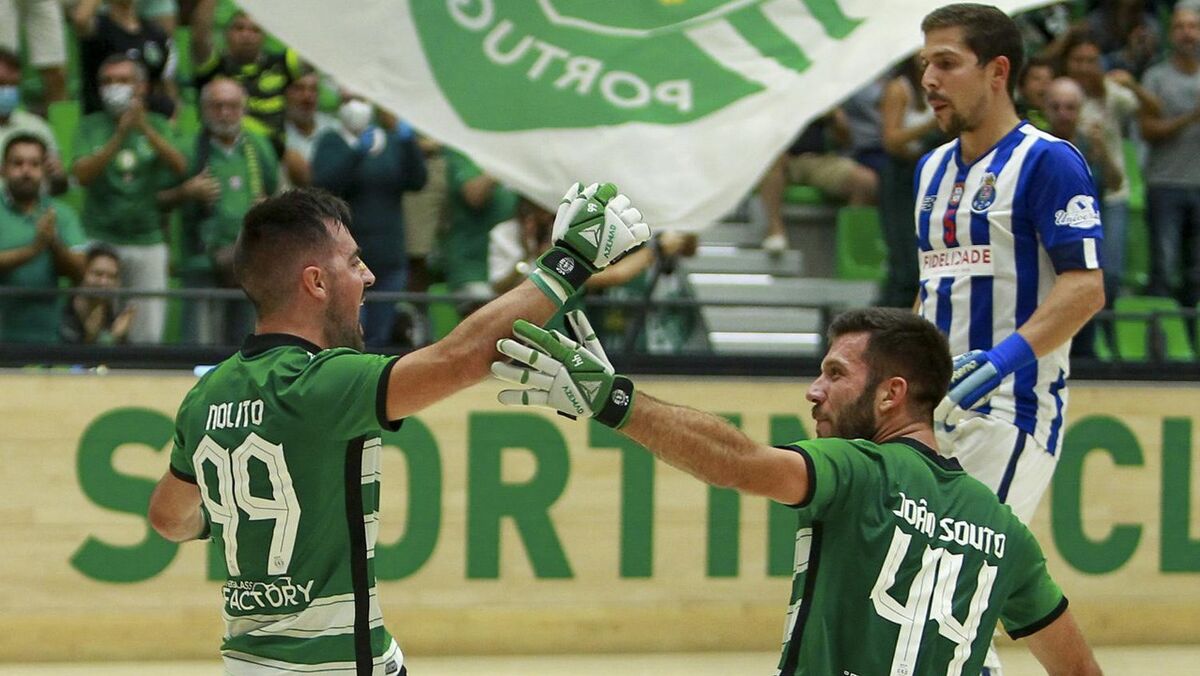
[
  {"x1": 935, "y1": 333, "x2": 1036, "y2": 429},
  {"x1": 393, "y1": 120, "x2": 414, "y2": 142},
  {"x1": 355, "y1": 127, "x2": 377, "y2": 154}
]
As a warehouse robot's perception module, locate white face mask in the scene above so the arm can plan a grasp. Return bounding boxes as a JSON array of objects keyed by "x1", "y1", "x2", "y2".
[
  {"x1": 101, "y1": 83, "x2": 135, "y2": 116},
  {"x1": 338, "y1": 99, "x2": 374, "y2": 135}
]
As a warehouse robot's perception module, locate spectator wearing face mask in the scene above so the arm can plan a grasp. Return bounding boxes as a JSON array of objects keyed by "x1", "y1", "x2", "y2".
[
  {"x1": 0, "y1": 48, "x2": 67, "y2": 195},
  {"x1": 311, "y1": 93, "x2": 426, "y2": 347},
  {"x1": 72, "y1": 53, "x2": 186, "y2": 344},
  {"x1": 72, "y1": 0, "x2": 177, "y2": 117}
]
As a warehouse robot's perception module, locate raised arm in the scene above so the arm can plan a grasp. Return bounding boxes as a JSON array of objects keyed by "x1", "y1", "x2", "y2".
[
  {"x1": 490, "y1": 313, "x2": 809, "y2": 504},
  {"x1": 623, "y1": 393, "x2": 810, "y2": 503},
  {"x1": 386, "y1": 183, "x2": 651, "y2": 420}
]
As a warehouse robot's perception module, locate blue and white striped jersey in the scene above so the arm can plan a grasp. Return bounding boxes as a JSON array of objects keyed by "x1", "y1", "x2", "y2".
[{"x1": 914, "y1": 122, "x2": 1103, "y2": 452}]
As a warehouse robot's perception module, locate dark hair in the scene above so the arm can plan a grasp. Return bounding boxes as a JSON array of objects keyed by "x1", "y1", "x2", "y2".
[
  {"x1": 828, "y1": 308, "x2": 952, "y2": 420},
  {"x1": 1060, "y1": 29, "x2": 1103, "y2": 68},
  {"x1": 0, "y1": 47, "x2": 19, "y2": 71},
  {"x1": 233, "y1": 188, "x2": 352, "y2": 316},
  {"x1": 85, "y1": 243, "x2": 122, "y2": 268},
  {"x1": 921, "y1": 3, "x2": 1024, "y2": 99},
  {"x1": 1019, "y1": 55, "x2": 1056, "y2": 89},
  {"x1": 2, "y1": 132, "x2": 47, "y2": 163},
  {"x1": 98, "y1": 53, "x2": 147, "y2": 82}
]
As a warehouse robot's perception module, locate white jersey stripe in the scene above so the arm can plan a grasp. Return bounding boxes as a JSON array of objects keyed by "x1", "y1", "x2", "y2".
[{"x1": 224, "y1": 638, "x2": 402, "y2": 675}]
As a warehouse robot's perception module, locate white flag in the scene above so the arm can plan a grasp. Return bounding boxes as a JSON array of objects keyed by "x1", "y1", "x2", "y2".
[{"x1": 238, "y1": 0, "x2": 1043, "y2": 228}]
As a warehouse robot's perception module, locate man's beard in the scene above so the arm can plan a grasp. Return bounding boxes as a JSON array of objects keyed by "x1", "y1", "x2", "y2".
[
  {"x1": 6, "y1": 178, "x2": 38, "y2": 203},
  {"x1": 831, "y1": 379, "x2": 879, "y2": 440},
  {"x1": 323, "y1": 295, "x2": 364, "y2": 351}
]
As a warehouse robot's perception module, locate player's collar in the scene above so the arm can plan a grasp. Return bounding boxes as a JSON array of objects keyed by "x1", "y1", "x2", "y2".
[
  {"x1": 241, "y1": 333, "x2": 323, "y2": 358},
  {"x1": 890, "y1": 437, "x2": 964, "y2": 472}
]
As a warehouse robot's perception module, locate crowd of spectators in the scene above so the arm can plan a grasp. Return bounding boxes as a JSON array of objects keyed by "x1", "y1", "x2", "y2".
[{"x1": 1, "y1": 0, "x2": 1197, "y2": 353}]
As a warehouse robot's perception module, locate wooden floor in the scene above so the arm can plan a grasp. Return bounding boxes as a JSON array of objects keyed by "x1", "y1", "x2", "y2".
[{"x1": 1, "y1": 646, "x2": 1197, "y2": 674}]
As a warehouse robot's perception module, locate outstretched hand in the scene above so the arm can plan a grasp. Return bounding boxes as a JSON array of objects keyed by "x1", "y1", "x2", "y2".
[{"x1": 491, "y1": 310, "x2": 635, "y2": 429}]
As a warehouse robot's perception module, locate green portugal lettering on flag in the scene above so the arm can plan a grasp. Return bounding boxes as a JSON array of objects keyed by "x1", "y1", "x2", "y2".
[{"x1": 237, "y1": 0, "x2": 1045, "y2": 229}]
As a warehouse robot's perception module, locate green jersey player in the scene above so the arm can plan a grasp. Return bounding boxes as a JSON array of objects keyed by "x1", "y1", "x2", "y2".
[
  {"x1": 148, "y1": 185, "x2": 650, "y2": 675},
  {"x1": 492, "y1": 307, "x2": 1103, "y2": 676}
]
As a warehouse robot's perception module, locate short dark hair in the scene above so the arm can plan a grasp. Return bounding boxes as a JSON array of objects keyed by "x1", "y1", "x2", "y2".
[
  {"x1": 921, "y1": 3, "x2": 1024, "y2": 99},
  {"x1": 1019, "y1": 54, "x2": 1055, "y2": 89},
  {"x1": 0, "y1": 47, "x2": 19, "y2": 71},
  {"x1": 1060, "y1": 29, "x2": 1102, "y2": 68},
  {"x1": 2, "y1": 132, "x2": 47, "y2": 163},
  {"x1": 85, "y1": 243, "x2": 121, "y2": 268},
  {"x1": 234, "y1": 188, "x2": 352, "y2": 317},
  {"x1": 828, "y1": 308, "x2": 952, "y2": 420},
  {"x1": 98, "y1": 53, "x2": 147, "y2": 82}
]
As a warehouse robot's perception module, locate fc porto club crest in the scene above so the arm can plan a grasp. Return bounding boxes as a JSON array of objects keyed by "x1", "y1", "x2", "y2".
[{"x1": 971, "y1": 172, "x2": 998, "y2": 212}]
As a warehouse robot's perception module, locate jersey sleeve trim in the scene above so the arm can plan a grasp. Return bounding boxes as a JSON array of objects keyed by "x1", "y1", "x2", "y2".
[
  {"x1": 169, "y1": 464, "x2": 197, "y2": 484},
  {"x1": 1008, "y1": 595, "x2": 1069, "y2": 639},
  {"x1": 1048, "y1": 238, "x2": 1103, "y2": 273},
  {"x1": 776, "y1": 444, "x2": 815, "y2": 509},
  {"x1": 375, "y1": 356, "x2": 404, "y2": 432}
]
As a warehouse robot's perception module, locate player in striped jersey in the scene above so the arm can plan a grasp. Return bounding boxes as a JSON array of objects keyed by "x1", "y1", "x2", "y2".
[
  {"x1": 147, "y1": 186, "x2": 649, "y2": 675},
  {"x1": 492, "y1": 307, "x2": 1102, "y2": 675},
  {"x1": 915, "y1": 4, "x2": 1105, "y2": 525}
]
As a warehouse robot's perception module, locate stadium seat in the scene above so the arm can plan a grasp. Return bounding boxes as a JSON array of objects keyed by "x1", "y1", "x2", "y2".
[
  {"x1": 783, "y1": 184, "x2": 830, "y2": 206},
  {"x1": 835, "y1": 205, "x2": 886, "y2": 281},
  {"x1": 1113, "y1": 295, "x2": 1195, "y2": 362}
]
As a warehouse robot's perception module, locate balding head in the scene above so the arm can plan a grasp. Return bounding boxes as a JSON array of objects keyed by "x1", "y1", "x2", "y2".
[
  {"x1": 201, "y1": 77, "x2": 246, "y2": 142},
  {"x1": 1044, "y1": 77, "x2": 1084, "y2": 139}
]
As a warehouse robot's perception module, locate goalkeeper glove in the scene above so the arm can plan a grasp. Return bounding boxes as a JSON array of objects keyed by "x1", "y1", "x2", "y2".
[
  {"x1": 530, "y1": 182, "x2": 651, "y2": 305},
  {"x1": 491, "y1": 310, "x2": 636, "y2": 429},
  {"x1": 935, "y1": 332, "x2": 1036, "y2": 429}
]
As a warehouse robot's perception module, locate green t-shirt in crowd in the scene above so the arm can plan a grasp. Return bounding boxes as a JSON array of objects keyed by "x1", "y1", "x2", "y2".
[
  {"x1": 441, "y1": 149, "x2": 517, "y2": 289},
  {"x1": 0, "y1": 195, "x2": 86, "y2": 343},
  {"x1": 177, "y1": 130, "x2": 279, "y2": 274},
  {"x1": 775, "y1": 436, "x2": 1066, "y2": 676},
  {"x1": 73, "y1": 111, "x2": 182, "y2": 245}
]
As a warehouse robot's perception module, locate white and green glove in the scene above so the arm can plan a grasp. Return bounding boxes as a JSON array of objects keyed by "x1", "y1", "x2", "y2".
[
  {"x1": 530, "y1": 182, "x2": 651, "y2": 305},
  {"x1": 491, "y1": 310, "x2": 636, "y2": 429}
]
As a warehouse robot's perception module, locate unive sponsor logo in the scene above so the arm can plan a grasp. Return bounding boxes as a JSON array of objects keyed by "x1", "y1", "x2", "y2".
[
  {"x1": 1055, "y1": 194, "x2": 1101, "y2": 229},
  {"x1": 919, "y1": 245, "x2": 993, "y2": 280}
]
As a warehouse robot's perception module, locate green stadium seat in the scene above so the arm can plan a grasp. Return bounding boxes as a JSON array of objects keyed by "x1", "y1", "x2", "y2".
[
  {"x1": 1113, "y1": 295, "x2": 1194, "y2": 362},
  {"x1": 425, "y1": 283, "x2": 462, "y2": 341},
  {"x1": 47, "y1": 100, "x2": 81, "y2": 163},
  {"x1": 835, "y1": 205, "x2": 886, "y2": 281},
  {"x1": 783, "y1": 184, "x2": 830, "y2": 206}
]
